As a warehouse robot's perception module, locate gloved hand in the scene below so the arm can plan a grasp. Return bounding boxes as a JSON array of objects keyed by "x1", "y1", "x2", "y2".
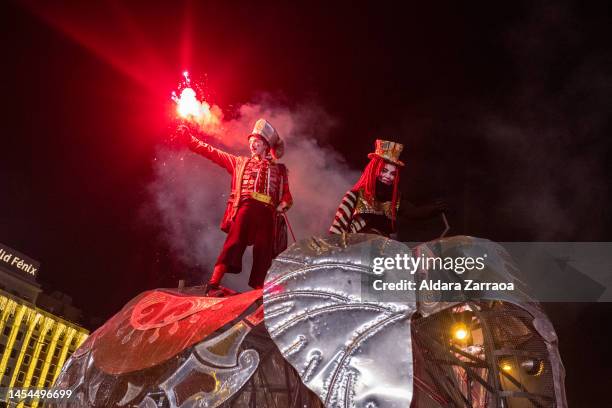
[
  {"x1": 400, "y1": 199, "x2": 449, "y2": 220},
  {"x1": 276, "y1": 201, "x2": 290, "y2": 213},
  {"x1": 175, "y1": 124, "x2": 193, "y2": 144},
  {"x1": 426, "y1": 199, "x2": 448, "y2": 216}
]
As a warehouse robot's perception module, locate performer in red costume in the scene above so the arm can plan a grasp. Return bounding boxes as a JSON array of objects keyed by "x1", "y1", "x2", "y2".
[
  {"x1": 330, "y1": 139, "x2": 446, "y2": 237},
  {"x1": 180, "y1": 119, "x2": 292, "y2": 295}
]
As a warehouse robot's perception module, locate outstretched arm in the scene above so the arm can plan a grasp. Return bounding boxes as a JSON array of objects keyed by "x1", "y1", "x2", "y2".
[
  {"x1": 329, "y1": 190, "x2": 358, "y2": 234},
  {"x1": 178, "y1": 125, "x2": 237, "y2": 173},
  {"x1": 399, "y1": 199, "x2": 448, "y2": 220}
]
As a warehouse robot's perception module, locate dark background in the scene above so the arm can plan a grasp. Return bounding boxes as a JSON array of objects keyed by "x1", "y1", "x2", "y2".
[{"x1": 1, "y1": 1, "x2": 611, "y2": 404}]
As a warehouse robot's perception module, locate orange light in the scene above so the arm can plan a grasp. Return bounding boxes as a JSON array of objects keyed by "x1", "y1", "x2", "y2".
[
  {"x1": 501, "y1": 362, "x2": 512, "y2": 372},
  {"x1": 452, "y1": 323, "x2": 469, "y2": 342},
  {"x1": 520, "y1": 358, "x2": 545, "y2": 376}
]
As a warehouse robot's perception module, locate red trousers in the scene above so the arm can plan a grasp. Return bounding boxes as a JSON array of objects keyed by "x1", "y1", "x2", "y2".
[{"x1": 215, "y1": 199, "x2": 275, "y2": 288}]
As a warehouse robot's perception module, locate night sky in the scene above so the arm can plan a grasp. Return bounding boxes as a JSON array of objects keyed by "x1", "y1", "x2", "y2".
[{"x1": 1, "y1": 1, "x2": 611, "y2": 404}]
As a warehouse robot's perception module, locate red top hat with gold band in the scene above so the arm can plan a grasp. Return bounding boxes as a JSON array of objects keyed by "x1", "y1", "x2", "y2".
[{"x1": 367, "y1": 139, "x2": 405, "y2": 166}]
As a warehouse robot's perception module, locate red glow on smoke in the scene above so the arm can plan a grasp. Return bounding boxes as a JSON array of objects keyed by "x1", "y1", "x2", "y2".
[
  {"x1": 23, "y1": 1, "x2": 178, "y2": 98},
  {"x1": 20, "y1": 1, "x2": 237, "y2": 142}
]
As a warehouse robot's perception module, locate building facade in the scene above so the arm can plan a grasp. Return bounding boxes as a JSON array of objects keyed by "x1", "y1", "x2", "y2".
[{"x1": 0, "y1": 243, "x2": 88, "y2": 407}]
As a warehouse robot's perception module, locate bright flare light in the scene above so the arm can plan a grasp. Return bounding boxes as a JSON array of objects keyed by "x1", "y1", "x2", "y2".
[
  {"x1": 171, "y1": 71, "x2": 222, "y2": 131},
  {"x1": 175, "y1": 87, "x2": 201, "y2": 118}
]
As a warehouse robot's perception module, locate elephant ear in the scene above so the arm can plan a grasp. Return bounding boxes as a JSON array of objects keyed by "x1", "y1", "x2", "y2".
[{"x1": 263, "y1": 233, "x2": 417, "y2": 408}]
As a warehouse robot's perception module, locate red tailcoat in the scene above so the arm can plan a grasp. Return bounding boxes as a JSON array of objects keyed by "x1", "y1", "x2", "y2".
[{"x1": 188, "y1": 137, "x2": 292, "y2": 232}]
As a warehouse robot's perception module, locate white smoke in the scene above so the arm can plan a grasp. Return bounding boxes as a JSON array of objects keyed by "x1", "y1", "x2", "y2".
[{"x1": 149, "y1": 97, "x2": 359, "y2": 290}]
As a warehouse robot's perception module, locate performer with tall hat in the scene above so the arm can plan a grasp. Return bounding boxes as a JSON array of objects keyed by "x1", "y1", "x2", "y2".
[
  {"x1": 329, "y1": 139, "x2": 446, "y2": 237},
  {"x1": 180, "y1": 119, "x2": 292, "y2": 295}
]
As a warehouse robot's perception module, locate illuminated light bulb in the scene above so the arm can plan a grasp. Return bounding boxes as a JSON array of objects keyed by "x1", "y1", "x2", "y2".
[
  {"x1": 501, "y1": 362, "x2": 512, "y2": 372},
  {"x1": 451, "y1": 323, "x2": 469, "y2": 342},
  {"x1": 455, "y1": 328, "x2": 468, "y2": 340}
]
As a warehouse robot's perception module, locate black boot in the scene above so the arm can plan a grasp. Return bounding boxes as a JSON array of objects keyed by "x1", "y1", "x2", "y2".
[{"x1": 204, "y1": 282, "x2": 225, "y2": 297}]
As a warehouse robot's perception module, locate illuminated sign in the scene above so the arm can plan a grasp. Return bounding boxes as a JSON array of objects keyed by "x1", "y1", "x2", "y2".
[{"x1": 0, "y1": 243, "x2": 40, "y2": 278}]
